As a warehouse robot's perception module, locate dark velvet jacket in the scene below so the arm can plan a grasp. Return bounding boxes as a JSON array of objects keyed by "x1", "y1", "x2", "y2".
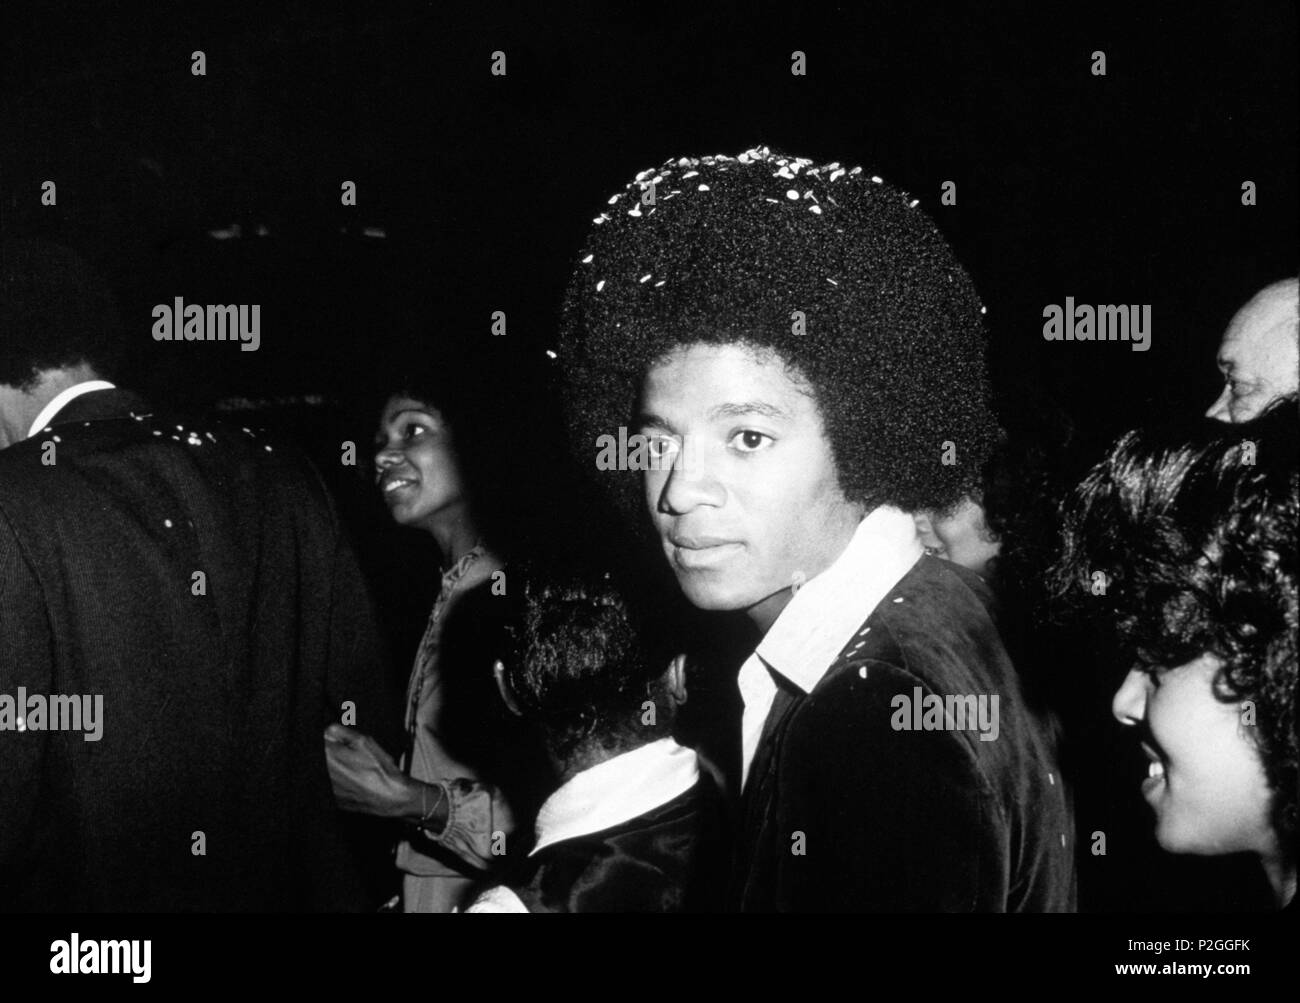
[
  {"x1": 0, "y1": 388, "x2": 397, "y2": 911},
  {"x1": 507, "y1": 775, "x2": 727, "y2": 913},
  {"x1": 734, "y1": 555, "x2": 1077, "y2": 912}
]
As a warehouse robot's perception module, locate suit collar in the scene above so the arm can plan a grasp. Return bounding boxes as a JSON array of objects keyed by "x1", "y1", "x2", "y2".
[
  {"x1": 530, "y1": 738, "x2": 699, "y2": 856},
  {"x1": 753, "y1": 505, "x2": 923, "y2": 694},
  {"x1": 30, "y1": 384, "x2": 154, "y2": 434}
]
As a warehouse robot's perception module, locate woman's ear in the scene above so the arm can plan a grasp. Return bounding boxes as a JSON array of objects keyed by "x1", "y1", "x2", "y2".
[
  {"x1": 493, "y1": 660, "x2": 524, "y2": 717},
  {"x1": 666, "y1": 653, "x2": 688, "y2": 706}
]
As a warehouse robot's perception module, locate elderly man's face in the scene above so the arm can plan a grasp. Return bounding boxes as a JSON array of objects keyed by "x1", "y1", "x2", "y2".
[
  {"x1": 1206, "y1": 279, "x2": 1299, "y2": 422},
  {"x1": 638, "y1": 342, "x2": 864, "y2": 632}
]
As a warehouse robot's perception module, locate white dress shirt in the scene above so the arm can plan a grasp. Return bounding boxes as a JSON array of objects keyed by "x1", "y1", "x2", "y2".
[
  {"x1": 466, "y1": 737, "x2": 700, "y2": 913},
  {"x1": 26, "y1": 380, "x2": 116, "y2": 439},
  {"x1": 738, "y1": 505, "x2": 923, "y2": 790}
]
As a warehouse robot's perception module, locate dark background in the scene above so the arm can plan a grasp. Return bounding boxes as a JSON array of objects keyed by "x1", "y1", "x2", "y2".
[{"x1": 2, "y1": 0, "x2": 1294, "y2": 912}]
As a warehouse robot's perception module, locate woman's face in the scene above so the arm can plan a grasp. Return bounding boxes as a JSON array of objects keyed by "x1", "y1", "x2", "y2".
[
  {"x1": 1112, "y1": 652, "x2": 1277, "y2": 858},
  {"x1": 373, "y1": 394, "x2": 466, "y2": 531},
  {"x1": 915, "y1": 497, "x2": 1001, "y2": 578}
]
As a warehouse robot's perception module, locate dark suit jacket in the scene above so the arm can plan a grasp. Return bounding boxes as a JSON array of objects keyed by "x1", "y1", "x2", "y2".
[
  {"x1": 734, "y1": 555, "x2": 1077, "y2": 912},
  {"x1": 508, "y1": 775, "x2": 727, "y2": 913},
  {"x1": 0, "y1": 388, "x2": 396, "y2": 911}
]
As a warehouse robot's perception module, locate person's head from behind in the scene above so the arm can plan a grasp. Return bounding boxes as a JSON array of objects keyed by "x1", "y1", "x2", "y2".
[
  {"x1": 495, "y1": 566, "x2": 687, "y2": 778},
  {"x1": 558, "y1": 147, "x2": 997, "y2": 629},
  {"x1": 1206, "y1": 278, "x2": 1298, "y2": 423},
  {"x1": 1055, "y1": 400, "x2": 1297, "y2": 905},
  {"x1": 0, "y1": 238, "x2": 121, "y2": 448}
]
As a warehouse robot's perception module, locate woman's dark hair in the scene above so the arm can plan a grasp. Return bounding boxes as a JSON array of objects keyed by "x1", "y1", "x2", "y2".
[
  {"x1": 503, "y1": 563, "x2": 681, "y2": 765},
  {"x1": 975, "y1": 399, "x2": 1079, "y2": 611},
  {"x1": 1052, "y1": 398, "x2": 1298, "y2": 848},
  {"x1": 556, "y1": 146, "x2": 999, "y2": 525}
]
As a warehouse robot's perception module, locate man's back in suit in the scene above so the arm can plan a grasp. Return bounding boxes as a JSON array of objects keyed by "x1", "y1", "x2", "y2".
[{"x1": 0, "y1": 386, "x2": 393, "y2": 911}]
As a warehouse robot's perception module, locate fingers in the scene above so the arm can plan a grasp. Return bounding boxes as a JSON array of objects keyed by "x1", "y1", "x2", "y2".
[{"x1": 324, "y1": 722, "x2": 360, "y2": 744}]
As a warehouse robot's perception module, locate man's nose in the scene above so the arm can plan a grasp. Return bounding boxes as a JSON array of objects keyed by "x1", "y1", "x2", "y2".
[
  {"x1": 1111, "y1": 668, "x2": 1151, "y2": 726},
  {"x1": 657, "y1": 441, "x2": 723, "y2": 514},
  {"x1": 1206, "y1": 386, "x2": 1231, "y2": 421}
]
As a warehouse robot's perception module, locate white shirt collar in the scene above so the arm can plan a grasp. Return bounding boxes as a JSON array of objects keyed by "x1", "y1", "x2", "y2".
[
  {"x1": 26, "y1": 380, "x2": 116, "y2": 439},
  {"x1": 754, "y1": 504, "x2": 922, "y2": 693},
  {"x1": 530, "y1": 737, "x2": 699, "y2": 856},
  {"x1": 738, "y1": 505, "x2": 922, "y2": 789}
]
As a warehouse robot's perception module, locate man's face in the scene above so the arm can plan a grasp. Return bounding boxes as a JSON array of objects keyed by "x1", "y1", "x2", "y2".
[
  {"x1": 1206, "y1": 281, "x2": 1299, "y2": 422},
  {"x1": 638, "y1": 343, "x2": 864, "y2": 630},
  {"x1": 1112, "y1": 652, "x2": 1277, "y2": 858}
]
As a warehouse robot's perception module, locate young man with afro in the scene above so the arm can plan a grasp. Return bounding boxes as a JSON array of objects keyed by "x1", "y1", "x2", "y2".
[{"x1": 556, "y1": 146, "x2": 1076, "y2": 911}]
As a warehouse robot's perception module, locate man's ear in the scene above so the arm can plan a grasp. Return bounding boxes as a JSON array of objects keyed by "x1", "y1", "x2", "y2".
[
  {"x1": 913, "y1": 511, "x2": 935, "y2": 536},
  {"x1": 665, "y1": 653, "x2": 688, "y2": 706},
  {"x1": 493, "y1": 660, "x2": 524, "y2": 717}
]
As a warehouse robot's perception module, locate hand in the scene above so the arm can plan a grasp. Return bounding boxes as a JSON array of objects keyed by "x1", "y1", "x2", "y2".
[{"x1": 324, "y1": 723, "x2": 421, "y2": 818}]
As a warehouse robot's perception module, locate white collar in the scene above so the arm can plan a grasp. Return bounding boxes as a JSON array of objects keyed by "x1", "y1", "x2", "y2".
[
  {"x1": 753, "y1": 504, "x2": 922, "y2": 694},
  {"x1": 530, "y1": 737, "x2": 699, "y2": 856},
  {"x1": 26, "y1": 380, "x2": 116, "y2": 439}
]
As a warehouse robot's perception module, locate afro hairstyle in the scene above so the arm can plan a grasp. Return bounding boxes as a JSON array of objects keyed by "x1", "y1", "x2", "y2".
[{"x1": 556, "y1": 145, "x2": 999, "y2": 526}]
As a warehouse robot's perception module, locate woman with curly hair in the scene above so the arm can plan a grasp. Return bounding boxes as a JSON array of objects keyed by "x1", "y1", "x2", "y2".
[{"x1": 1054, "y1": 398, "x2": 1297, "y2": 909}]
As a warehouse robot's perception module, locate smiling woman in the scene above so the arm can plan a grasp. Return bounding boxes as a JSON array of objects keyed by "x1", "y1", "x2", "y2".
[
  {"x1": 1054, "y1": 398, "x2": 1298, "y2": 909},
  {"x1": 325, "y1": 345, "x2": 554, "y2": 912}
]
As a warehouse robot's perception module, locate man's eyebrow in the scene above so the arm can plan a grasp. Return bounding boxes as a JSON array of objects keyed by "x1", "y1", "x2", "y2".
[
  {"x1": 707, "y1": 401, "x2": 792, "y2": 421},
  {"x1": 636, "y1": 411, "x2": 678, "y2": 433}
]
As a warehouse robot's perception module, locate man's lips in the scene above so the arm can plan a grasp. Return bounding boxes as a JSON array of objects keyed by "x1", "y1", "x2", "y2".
[
  {"x1": 669, "y1": 534, "x2": 739, "y2": 550},
  {"x1": 667, "y1": 535, "x2": 742, "y2": 570}
]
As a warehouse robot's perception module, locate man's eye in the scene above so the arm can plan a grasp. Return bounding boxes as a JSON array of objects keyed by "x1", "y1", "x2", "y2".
[
  {"x1": 646, "y1": 435, "x2": 679, "y2": 458},
  {"x1": 404, "y1": 423, "x2": 427, "y2": 440},
  {"x1": 730, "y1": 430, "x2": 773, "y2": 453}
]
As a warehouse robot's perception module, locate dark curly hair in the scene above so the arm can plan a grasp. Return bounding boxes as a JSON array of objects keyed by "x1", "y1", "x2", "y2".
[
  {"x1": 1052, "y1": 398, "x2": 1299, "y2": 849},
  {"x1": 503, "y1": 564, "x2": 681, "y2": 766},
  {"x1": 0, "y1": 238, "x2": 122, "y2": 388},
  {"x1": 976, "y1": 399, "x2": 1079, "y2": 610},
  {"x1": 556, "y1": 146, "x2": 999, "y2": 525}
]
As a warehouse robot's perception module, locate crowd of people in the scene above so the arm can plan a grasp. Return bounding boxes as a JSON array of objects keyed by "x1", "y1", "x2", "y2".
[{"x1": 1, "y1": 146, "x2": 1295, "y2": 912}]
